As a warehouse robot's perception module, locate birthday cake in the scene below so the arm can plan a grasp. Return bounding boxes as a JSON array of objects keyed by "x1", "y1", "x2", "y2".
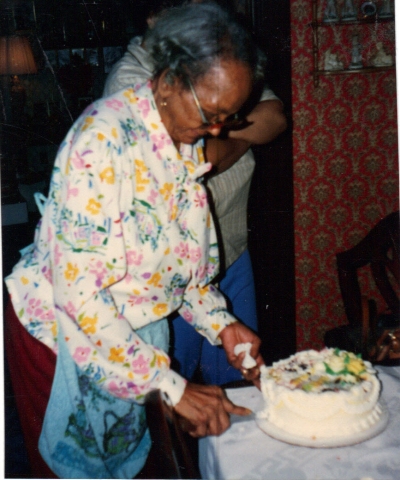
[{"x1": 257, "y1": 348, "x2": 387, "y2": 445}]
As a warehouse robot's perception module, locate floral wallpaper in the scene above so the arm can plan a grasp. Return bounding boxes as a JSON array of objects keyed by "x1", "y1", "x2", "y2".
[{"x1": 290, "y1": 0, "x2": 399, "y2": 351}]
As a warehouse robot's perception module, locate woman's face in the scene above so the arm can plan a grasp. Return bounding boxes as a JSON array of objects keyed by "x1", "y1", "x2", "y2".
[{"x1": 154, "y1": 59, "x2": 253, "y2": 146}]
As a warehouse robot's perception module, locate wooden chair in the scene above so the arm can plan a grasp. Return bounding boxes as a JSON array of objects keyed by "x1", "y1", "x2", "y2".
[
  {"x1": 324, "y1": 211, "x2": 400, "y2": 363},
  {"x1": 136, "y1": 390, "x2": 200, "y2": 479}
]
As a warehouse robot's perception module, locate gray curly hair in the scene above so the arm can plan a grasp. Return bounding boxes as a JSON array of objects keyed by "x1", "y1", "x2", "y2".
[{"x1": 144, "y1": 2, "x2": 266, "y2": 88}]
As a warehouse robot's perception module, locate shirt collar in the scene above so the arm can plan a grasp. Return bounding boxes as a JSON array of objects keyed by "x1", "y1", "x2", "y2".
[{"x1": 132, "y1": 81, "x2": 210, "y2": 179}]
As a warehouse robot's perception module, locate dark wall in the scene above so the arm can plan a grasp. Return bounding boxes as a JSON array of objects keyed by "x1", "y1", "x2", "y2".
[{"x1": 247, "y1": 0, "x2": 296, "y2": 364}]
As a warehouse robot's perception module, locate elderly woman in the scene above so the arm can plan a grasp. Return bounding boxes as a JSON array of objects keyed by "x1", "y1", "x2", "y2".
[
  {"x1": 103, "y1": 0, "x2": 287, "y2": 387},
  {"x1": 5, "y1": 3, "x2": 265, "y2": 478}
]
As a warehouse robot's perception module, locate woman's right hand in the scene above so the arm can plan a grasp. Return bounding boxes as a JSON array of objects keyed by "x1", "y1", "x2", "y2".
[{"x1": 173, "y1": 382, "x2": 251, "y2": 437}]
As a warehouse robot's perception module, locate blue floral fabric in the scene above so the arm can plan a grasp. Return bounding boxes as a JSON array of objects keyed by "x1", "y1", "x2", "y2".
[{"x1": 39, "y1": 319, "x2": 169, "y2": 478}]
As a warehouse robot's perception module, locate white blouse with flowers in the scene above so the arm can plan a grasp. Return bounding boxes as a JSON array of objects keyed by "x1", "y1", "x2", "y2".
[{"x1": 6, "y1": 81, "x2": 236, "y2": 406}]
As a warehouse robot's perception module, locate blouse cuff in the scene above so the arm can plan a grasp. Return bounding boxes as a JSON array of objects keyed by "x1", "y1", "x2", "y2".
[
  {"x1": 158, "y1": 369, "x2": 187, "y2": 406},
  {"x1": 207, "y1": 312, "x2": 237, "y2": 345}
]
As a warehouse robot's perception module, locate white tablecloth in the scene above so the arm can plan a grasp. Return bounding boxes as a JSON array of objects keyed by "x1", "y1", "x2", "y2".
[{"x1": 199, "y1": 366, "x2": 400, "y2": 480}]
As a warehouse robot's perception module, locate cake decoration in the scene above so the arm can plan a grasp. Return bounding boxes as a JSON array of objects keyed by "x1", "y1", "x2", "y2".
[{"x1": 257, "y1": 348, "x2": 388, "y2": 446}]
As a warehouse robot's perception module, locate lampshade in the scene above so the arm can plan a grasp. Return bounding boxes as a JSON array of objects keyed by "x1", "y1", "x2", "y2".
[{"x1": 0, "y1": 35, "x2": 37, "y2": 75}]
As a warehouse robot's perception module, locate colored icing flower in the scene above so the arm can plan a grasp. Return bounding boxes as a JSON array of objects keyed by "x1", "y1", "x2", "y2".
[
  {"x1": 64, "y1": 262, "x2": 79, "y2": 281},
  {"x1": 347, "y1": 357, "x2": 365, "y2": 376},
  {"x1": 109, "y1": 347, "x2": 125, "y2": 363},
  {"x1": 86, "y1": 198, "x2": 101, "y2": 215},
  {"x1": 105, "y1": 98, "x2": 123, "y2": 111},
  {"x1": 80, "y1": 315, "x2": 97, "y2": 335},
  {"x1": 131, "y1": 354, "x2": 149, "y2": 374},
  {"x1": 153, "y1": 303, "x2": 168, "y2": 316},
  {"x1": 73, "y1": 346, "x2": 91, "y2": 363},
  {"x1": 99, "y1": 166, "x2": 115, "y2": 184},
  {"x1": 326, "y1": 354, "x2": 345, "y2": 373}
]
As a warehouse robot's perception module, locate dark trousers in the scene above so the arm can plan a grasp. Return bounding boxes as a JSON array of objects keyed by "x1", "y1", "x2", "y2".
[{"x1": 4, "y1": 301, "x2": 57, "y2": 478}]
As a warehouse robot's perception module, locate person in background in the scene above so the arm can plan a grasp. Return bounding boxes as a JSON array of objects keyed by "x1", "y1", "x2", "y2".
[
  {"x1": 103, "y1": 0, "x2": 287, "y2": 385},
  {"x1": 5, "y1": 3, "x2": 265, "y2": 478}
]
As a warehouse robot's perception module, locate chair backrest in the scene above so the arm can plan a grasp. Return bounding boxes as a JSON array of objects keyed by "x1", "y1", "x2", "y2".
[
  {"x1": 136, "y1": 389, "x2": 200, "y2": 479},
  {"x1": 336, "y1": 211, "x2": 400, "y2": 327}
]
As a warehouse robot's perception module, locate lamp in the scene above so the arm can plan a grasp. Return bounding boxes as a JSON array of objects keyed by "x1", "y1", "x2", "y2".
[
  {"x1": 0, "y1": 35, "x2": 37, "y2": 75},
  {"x1": 0, "y1": 34, "x2": 37, "y2": 121},
  {"x1": 0, "y1": 35, "x2": 37, "y2": 219}
]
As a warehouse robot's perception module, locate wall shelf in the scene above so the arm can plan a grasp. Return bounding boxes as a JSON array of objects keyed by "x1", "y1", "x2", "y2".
[
  {"x1": 311, "y1": 0, "x2": 395, "y2": 86},
  {"x1": 314, "y1": 65, "x2": 395, "y2": 76},
  {"x1": 312, "y1": 16, "x2": 394, "y2": 27}
]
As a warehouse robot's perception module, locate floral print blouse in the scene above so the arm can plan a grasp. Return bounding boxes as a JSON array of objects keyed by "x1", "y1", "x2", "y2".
[{"x1": 6, "y1": 81, "x2": 236, "y2": 405}]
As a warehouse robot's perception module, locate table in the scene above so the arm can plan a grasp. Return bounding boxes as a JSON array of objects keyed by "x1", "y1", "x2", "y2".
[{"x1": 199, "y1": 366, "x2": 400, "y2": 480}]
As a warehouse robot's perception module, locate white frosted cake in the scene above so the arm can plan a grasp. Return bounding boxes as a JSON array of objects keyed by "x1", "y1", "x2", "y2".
[{"x1": 257, "y1": 348, "x2": 387, "y2": 446}]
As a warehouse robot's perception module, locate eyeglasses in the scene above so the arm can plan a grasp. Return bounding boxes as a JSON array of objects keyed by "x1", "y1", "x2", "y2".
[{"x1": 186, "y1": 77, "x2": 243, "y2": 130}]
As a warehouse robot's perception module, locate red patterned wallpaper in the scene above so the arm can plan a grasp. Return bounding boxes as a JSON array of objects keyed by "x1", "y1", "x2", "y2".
[{"x1": 290, "y1": 0, "x2": 399, "y2": 351}]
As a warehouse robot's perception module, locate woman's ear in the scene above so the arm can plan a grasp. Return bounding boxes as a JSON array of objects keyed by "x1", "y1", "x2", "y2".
[{"x1": 157, "y1": 70, "x2": 182, "y2": 99}]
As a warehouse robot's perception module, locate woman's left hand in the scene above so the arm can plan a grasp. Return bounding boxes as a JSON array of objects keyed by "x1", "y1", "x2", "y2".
[{"x1": 218, "y1": 322, "x2": 264, "y2": 387}]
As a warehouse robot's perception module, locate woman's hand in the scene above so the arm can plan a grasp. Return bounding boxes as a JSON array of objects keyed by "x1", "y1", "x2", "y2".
[
  {"x1": 173, "y1": 383, "x2": 252, "y2": 437},
  {"x1": 218, "y1": 322, "x2": 264, "y2": 387}
]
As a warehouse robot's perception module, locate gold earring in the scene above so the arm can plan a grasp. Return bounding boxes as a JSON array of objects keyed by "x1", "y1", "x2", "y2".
[{"x1": 161, "y1": 100, "x2": 167, "y2": 107}]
